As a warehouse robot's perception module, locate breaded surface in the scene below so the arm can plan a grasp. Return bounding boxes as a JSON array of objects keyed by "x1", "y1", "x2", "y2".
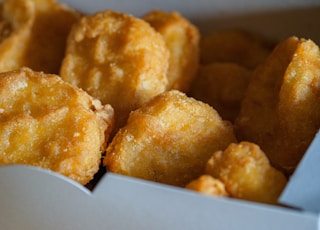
[
  {"x1": 235, "y1": 37, "x2": 320, "y2": 173},
  {"x1": 200, "y1": 29, "x2": 274, "y2": 69},
  {"x1": 0, "y1": 0, "x2": 80, "y2": 74},
  {"x1": 189, "y1": 62, "x2": 251, "y2": 122},
  {"x1": 104, "y1": 90, "x2": 236, "y2": 187},
  {"x1": 0, "y1": 68, "x2": 114, "y2": 185},
  {"x1": 185, "y1": 175, "x2": 229, "y2": 197},
  {"x1": 276, "y1": 38, "x2": 320, "y2": 172},
  {"x1": 60, "y1": 10, "x2": 169, "y2": 132},
  {"x1": 206, "y1": 142, "x2": 287, "y2": 204},
  {"x1": 143, "y1": 10, "x2": 200, "y2": 92}
]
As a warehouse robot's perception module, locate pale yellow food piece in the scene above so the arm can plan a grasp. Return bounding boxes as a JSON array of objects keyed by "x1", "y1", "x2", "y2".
[
  {"x1": 185, "y1": 175, "x2": 229, "y2": 197},
  {"x1": 0, "y1": 67, "x2": 114, "y2": 185},
  {"x1": 189, "y1": 62, "x2": 251, "y2": 122},
  {"x1": 60, "y1": 10, "x2": 169, "y2": 133},
  {"x1": 104, "y1": 90, "x2": 236, "y2": 187},
  {"x1": 235, "y1": 37, "x2": 320, "y2": 173},
  {"x1": 0, "y1": 0, "x2": 81, "y2": 74},
  {"x1": 206, "y1": 142, "x2": 287, "y2": 204},
  {"x1": 200, "y1": 28, "x2": 274, "y2": 69},
  {"x1": 143, "y1": 10, "x2": 200, "y2": 92}
]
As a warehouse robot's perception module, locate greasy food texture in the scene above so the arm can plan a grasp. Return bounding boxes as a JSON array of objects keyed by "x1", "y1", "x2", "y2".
[
  {"x1": 185, "y1": 175, "x2": 229, "y2": 197},
  {"x1": 60, "y1": 10, "x2": 169, "y2": 133},
  {"x1": 0, "y1": 68, "x2": 114, "y2": 185},
  {"x1": 0, "y1": 0, "x2": 81, "y2": 73},
  {"x1": 0, "y1": 0, "x2": 318, "y2": 206},
  {"x1": 200, "y1": 29, "x2": 274, "y2": 69},
  {"x1": 104, "y1": 90, "x2": 236, "y2": 187},
  {"x1": 206, "y1": 142, "x2": 287, "y2": 204},
  {"x1": 235, "y1": 37, "x2": 320, "y2": 173},
  {"x1": 143, "y1": 10, "x2": 200, "y2": 92},
  {"x1": 189, "y1": 62, "x2": 251, "y2": 122}
]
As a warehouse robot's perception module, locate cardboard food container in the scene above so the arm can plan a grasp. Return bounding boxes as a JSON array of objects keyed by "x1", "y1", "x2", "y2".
[{"x1": 1, "y1": 0, "x2": 320, "y2": 229}]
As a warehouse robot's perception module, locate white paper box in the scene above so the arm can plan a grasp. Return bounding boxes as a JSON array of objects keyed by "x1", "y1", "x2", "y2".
[
  {"x1": 0, "y1": 165, "x2": 319, "y2": 230},
  {"x1": 1, "y1": 0, "x2": 320, "y2": 229},
  {"x1": 280, "y1": 131, "x2": 320, "y2": 213}
]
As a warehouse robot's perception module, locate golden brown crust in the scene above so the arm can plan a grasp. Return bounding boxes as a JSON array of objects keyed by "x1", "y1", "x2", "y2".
[
  {"x1": 104, "y1": 90, "x2": 236, "y2": 187},
  {"x1": 60, "y1": 10, "x2": 169, "y2": 133},
  {"x1": 0, "y1": 0, "x2": 81, "y2": 74},
  {"x1": 185, "y1": 175, "x2": 229, "y2": 197},
  {"x1": 189, "y1": 62, "x2": 251, "y2": 122},
  {"x1": 206, "y1": 142, "x2": 287, "y2": 204},
  {"x1": 235, "y1": 37, "x2": 320, "y2": 173},
  {"x1": 200, "y1": 28, "x2": 274, "y2": 69},
  {"x1": 0, "y1": 67, "x2": 114, "y2": 185},
  {"x1": 143, "y1": 10, "x2": 200, "y2": 92}
]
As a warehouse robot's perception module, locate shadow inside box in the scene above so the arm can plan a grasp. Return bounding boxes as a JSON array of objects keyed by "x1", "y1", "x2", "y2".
[{"x1": 193, "y1": 6, "x2": 320, "y2": 44}]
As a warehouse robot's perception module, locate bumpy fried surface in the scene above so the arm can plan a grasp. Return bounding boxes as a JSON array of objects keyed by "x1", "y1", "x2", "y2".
[
  {"x1": 143, "y1": 10, "x2": 200, "y2": 92},
  {"x1": 235, "y1": 37, "x2": 320, "y2": 173},
  {"x1": 104, "y1": 90, "x2": 236, "y2": 187},
  {"x1": 0, "y1": 68, "x2": 114, "y2": 185},
  {"x1": 189, "y1": 62, "x2": 251, "y2": 122},
  {"x1": 60, "y1": 10, "x2": 169, "y2": 133},
  {"x1": 206, "y1": 142, "x2": 287, "y2": 204},
  {"x1": 185, "y1": 175, "x2": 229, "y2": 197},
  {"x1": 200, "y1": 29, "x2": 274, "y2": 69},
  {"x1": 276, "y1": 38, "x2": 320, "y2": 172},
  {"x1": 0, "y1": 0, "x2": 80, "y2": 74}
]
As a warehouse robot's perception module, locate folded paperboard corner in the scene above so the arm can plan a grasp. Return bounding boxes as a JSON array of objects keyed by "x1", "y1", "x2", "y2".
[
  {"x1": 0, "y1": 165, "x2": 319, "y2": 230},
  {"x1": 279, "y1": 131, "x2": 320, "y2": 213}
]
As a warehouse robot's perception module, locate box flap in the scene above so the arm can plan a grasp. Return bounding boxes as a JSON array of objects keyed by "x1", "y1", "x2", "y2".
[
  {"x1": 280, "y1": 131, "x2": 320, "y2": 213},
  {"x1": 0, "y1": 165, "x2": 318, "y2": 230},
  {"x1": 1, "y1": 0, "x2": 320, "y2": 229}
]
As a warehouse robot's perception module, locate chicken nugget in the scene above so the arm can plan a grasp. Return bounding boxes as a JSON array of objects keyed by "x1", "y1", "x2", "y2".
[
  {"x1": 206, "y1": 142, "x2": 287, "y2": 204},
  {"x1": 0, "y1": 0, "x2": 81, "y2": 74},
  {"x1": 0, "y1": 67, "x2": 114, "y2": 185},
  {"x1": 235, "y1": 37, "x2": 320, "y2": 173},
  {"x1": 60, "y1": 10, "x2": 169, "y2": 133},
  {"x1": 104, "y1": 90, "x2": 236, "y2": 187},
  {"x1": 143, "y1": 10, "x2": 200, "y2": 92},
  {"x1": 189, "y1": 62, "x2": 251, "y2": 122},
  {"x1": 200, "y1": 28, "x2": 274, "y2": 69},
  {"x1": 185, "y1": 175, "x2": 229, "y2": 197},
  {"x1": 276, "y1": 38, "x2": 320, "y2": 172}
]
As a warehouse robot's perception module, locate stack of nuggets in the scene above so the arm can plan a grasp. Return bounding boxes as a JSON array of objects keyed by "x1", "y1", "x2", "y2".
[{"x1": 0, "y1": 0, "x2": 319, "y2": 206}]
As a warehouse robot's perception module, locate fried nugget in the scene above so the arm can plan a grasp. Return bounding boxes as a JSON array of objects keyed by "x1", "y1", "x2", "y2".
[
  {"x1": 104, "y1": 90, "x2": 236, "y2": 187},
  {"x1": 0, "y1": 68, "x2": 114, "y2": 185},
  {"x1": 189, "y1": 62, "x2": 251, "y2": 122},
  {"x1": 143, "y1": 10, "x2": 200, "y2": 92},
  {"x1": 206, "y1": 142, "x2": 287, "y2": 204},
  {"x1": 0, "y1": 0, "x2": 81, "y2": 74},
  {"x1": 235, "y1": 37, "x2": 320, "y2": 173},
  {"x1": 200, "y1": 29, "x2": 274, "y2": 69},
  {"x1": 185, "y1": 175, "x2": 229, "y2": 197},
  {"x1": 60, "y1": 10, "x2": 169, "y2": 133}
]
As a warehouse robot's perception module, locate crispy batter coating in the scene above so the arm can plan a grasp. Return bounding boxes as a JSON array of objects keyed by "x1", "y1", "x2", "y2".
[
  {"x1": 189, "y1": 62, "x2": 251, "y2": 122},
  {"x1": 0, "y1": 68, "x2": 114, "y2": 185},
  {"x1": 60, "y1": 10, "x2": 169, "y2": 133},
  {"x1": 206, "y1": 142, "x2": 287, "y2": 204},
  {"x1": 235, "y1": 37, "x2": 320, "y2": 173},
  {"x1": 104, "y1": 90, "x2": 236, "y2": 187},
  {"x1": 0, "y1": 0, "x2": 81, "y2": 74},
  {"x1": 200, "y1": 29, "x2": 274, "y2": 69},
  {"x1": 143, "y1": 10, "x2": 200, "y2": 92},
  {"x1": 185, "y1": 175, "x2": 229, "y2": 197},
  {"x1": 276, "y1": 38, "x2": 320, "y2": 172}
]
